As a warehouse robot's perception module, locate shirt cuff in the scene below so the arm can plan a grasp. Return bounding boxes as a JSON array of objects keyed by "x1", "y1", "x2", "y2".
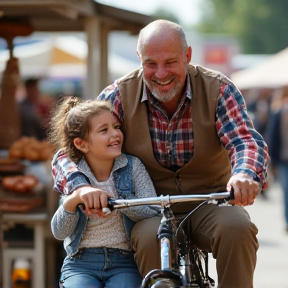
[{"x1": 232, "y1": 167, "x2": 269, "y2": 190}]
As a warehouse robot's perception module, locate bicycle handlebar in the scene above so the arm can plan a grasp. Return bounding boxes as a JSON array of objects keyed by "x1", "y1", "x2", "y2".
[{"x1": 108, "y1": 191, "x2": 233, "y2": 209}]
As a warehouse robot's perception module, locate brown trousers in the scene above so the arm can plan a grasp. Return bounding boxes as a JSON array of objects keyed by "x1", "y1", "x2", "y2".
[{"x1": 131, "y1": 204, "x2": 258, "y2": 288}]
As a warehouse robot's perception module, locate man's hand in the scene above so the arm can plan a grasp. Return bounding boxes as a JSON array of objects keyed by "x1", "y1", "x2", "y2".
[{"x1": 227, "y1": 172, "x2": 261, "y2": 206}]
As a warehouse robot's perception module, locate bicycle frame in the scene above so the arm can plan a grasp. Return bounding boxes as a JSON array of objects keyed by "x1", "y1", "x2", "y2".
[{"x1": 108, "y1": 192, "x2": 232, "y2": 288}]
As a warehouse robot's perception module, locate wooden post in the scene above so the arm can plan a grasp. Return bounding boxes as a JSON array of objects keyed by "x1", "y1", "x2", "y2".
[{"x1": 0, "y1": 57, "x2": 21, "y2": 149}]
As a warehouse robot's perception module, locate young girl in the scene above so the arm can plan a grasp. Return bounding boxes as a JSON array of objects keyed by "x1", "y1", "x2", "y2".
[{"x1": 48, "y1": 96, "x2": 159, "y2": 288}]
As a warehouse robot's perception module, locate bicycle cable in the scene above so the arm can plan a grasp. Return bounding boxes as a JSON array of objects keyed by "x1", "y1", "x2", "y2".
[{"x1": 174, "y1": 200, "x2": 208, "y2": 237}]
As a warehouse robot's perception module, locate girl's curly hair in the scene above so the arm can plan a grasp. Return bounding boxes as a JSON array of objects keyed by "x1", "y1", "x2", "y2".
[{"x1": 47, "y1": 96, "x2": 112, "y2": 163}]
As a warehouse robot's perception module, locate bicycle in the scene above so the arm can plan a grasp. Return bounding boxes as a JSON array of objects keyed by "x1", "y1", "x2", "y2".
[{"x1": 108, "y1": 191, "x2": 233, "y2": 288}]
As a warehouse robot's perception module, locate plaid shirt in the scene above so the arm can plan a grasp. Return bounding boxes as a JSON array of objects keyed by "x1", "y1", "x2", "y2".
[{"x1": 52, "y1": 74, "x2": 269, "y2": 193}]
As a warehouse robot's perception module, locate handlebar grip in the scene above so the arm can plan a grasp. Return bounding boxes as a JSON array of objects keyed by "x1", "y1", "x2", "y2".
[
  {"x1": 77, "y1": 201, "x2": 115, "y2": 212},
  {"x1": 107, "y1": 198, "x2": 117, "y2": 211},
  {"x1": 216, "y1": 189, "x2": 234, "y2": 205},
  {"x1": 229, "y1": 189, "x2": 235, "y2": 200},
  {"x1": 77, "y1": 203, "x2": 86, "y2": 210}
]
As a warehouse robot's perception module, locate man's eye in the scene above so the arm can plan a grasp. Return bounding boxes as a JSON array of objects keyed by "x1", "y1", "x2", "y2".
[
  {"x1": 144, "y1": 62, "x2": 156, "y2": 68},
  {"x1": 167, "y1": 61, "x2": 177, "y2": 66}
]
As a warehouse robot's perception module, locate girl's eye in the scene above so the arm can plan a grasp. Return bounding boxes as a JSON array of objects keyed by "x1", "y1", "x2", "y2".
[
  {"x1": 100, "y1": 128, "x2": 107, "y2": 133},
  {"x1": 115, "y1": 124, "x2": 121, "y2": 130}
]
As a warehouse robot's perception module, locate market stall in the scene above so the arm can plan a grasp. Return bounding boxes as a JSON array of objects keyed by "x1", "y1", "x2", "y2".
[
  {"x1": 0, "y1": 2, "x2": 153, "y2": 287},
  {"x1": 0, "y1": 137, "x2": 56, "y2": 288}
]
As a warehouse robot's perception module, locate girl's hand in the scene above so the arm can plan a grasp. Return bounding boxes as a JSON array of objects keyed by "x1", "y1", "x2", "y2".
[
  {"x1": 62, "y1": 185, "x2": 112, "y2": 217},
  {"x1": 78, "y1": 186, "x2": 112, "y2": 218}
]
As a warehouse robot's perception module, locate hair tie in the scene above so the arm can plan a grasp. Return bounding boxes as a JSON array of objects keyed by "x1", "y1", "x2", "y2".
[
  {"x1": 69, "y1": 96, "x2": 79, "y2": 108},
  {"x1": 64, "y1": 96, "x2": 79, "y2": 115}
]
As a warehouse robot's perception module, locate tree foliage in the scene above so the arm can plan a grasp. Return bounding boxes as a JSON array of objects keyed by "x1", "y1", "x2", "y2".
[
  {"x1": 195, "y1": 0, "x2": 288, "y2": 54},
  {"x1": 151, "y1": 7, "x2": 180, "y2": 24}
]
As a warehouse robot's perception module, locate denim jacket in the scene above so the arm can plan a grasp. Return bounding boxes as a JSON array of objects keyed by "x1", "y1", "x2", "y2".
[{"x1": 51, "y1": 153, "x2": 159, "y2": 257}]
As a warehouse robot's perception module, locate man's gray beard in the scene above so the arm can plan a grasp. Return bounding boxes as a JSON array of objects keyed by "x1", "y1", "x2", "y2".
[{"x1": 144, "y1": 79, "x2": 181, "y2": 103}]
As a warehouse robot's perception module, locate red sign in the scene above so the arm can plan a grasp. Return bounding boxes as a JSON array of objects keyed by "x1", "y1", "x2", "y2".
[{"x1": 204, "y1": 46, "x2": 228, "y2": 64}]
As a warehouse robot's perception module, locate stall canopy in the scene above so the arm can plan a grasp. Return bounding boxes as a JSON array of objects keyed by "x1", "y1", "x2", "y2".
[
  {"x1": 0, "y1": 0, "x2": 154, "y2": 97},
  {"x1": 0, "y1": 36, "x2": 140, "y2": 80},
  {"x1": 0, "y1": 0, "x2": 152, "y2": 33},
  {"x1": 230, "y1": 47, "x2": 288, "y2": 90}
]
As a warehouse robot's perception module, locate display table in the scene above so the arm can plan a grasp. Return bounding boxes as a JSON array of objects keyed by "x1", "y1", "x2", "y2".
[
  {"x1": 2, "y1": 211, "x2": 48, "y2": 288},
  {"x1": 0, "y1": 167, "x2": 48, "y2": 287},
  {"x1": 0, "y1": 152, "x2": 58, "y2": 288}
]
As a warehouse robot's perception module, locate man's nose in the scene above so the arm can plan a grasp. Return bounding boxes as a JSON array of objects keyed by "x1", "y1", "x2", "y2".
[{"x1": 155, "y1": 64, "x2": 168, "y2": 78}]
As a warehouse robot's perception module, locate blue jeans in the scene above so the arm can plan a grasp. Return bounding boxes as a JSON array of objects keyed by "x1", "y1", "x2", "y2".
[
  {"x1": 60, "y1": 247, "x2": 142, "y2": 288},
  {"x1": 278, "y1": 163, "x2": 288, "y2": 226}
]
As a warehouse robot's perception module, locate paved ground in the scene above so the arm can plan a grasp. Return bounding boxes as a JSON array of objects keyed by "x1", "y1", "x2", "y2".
[{"x1": 208, "y1": 180, "x2": 288, "y2": 288}]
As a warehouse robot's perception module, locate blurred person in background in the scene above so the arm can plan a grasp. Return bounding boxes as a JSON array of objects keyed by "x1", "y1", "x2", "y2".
[
  {"x1": 267, "y1": 86, "x2": 288, "y2": 233},
  {"x1": 246, "y1": 88, "x2": 273, "y2": 141},
  {"x1": 18, "y1": 78, "x2": 47, "y2": 140}
]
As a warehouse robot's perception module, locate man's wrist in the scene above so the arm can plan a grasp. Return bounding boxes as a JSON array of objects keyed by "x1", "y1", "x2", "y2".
[{"x1": 232, "y1": 169, "x2": 260, "y2": 182}]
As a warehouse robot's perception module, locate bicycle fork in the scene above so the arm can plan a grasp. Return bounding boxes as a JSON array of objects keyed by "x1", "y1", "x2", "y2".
[
  {"x1": 178, "y1": 247, "x2": 193, "y2": 286},
  {"x1": 142, "y1": 236, "x2": 183, "y2": 288},
  {"x1": 158, "y1": 233, "x2": 196, "y2": 287},
  {"x1": 141, "y1": 211, "x2": 184, "y2": 288},
  {"x1": 161, "y1": 237, "x2": 171, "y2": 269}
]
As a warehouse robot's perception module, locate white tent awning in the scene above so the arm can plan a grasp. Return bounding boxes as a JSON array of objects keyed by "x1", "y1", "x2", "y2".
[{"x1": 230, "y1": 47, "x2": 288, "y2": 90}]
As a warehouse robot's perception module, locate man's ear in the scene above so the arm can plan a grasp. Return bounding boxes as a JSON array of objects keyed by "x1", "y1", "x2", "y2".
[
  {"x1": 187, "y1": 46, "x2": 192, "y2": 63},
  {"x1": 74, "y1": 138, "x2": 89, "y2": 153},
  {"x1": 137, "y1": 51, "x2": 142, "y2": 62}
]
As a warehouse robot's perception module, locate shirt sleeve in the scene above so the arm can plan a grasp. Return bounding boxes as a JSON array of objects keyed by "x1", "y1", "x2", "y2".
[
  {"x1": 51, "y1": 149, "x2": 91, "y2": 195},
  {"x1": 216, "y1": 83, "x2": 270, "y2": 189},
  {"x1": 51, "y1": 203, "x2": 79, "y2": 240},
  {"x1": 97, "y1": 80, "x2": 124, "y2": 128}
]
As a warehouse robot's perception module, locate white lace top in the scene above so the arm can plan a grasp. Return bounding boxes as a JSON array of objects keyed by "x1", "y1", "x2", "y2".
[{"x1": 79, "y1": 176, "x2": 129, "y2": 250}]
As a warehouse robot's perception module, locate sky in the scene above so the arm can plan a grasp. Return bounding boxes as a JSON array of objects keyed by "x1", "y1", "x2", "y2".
[{"x1": 97, "y1": 0, "x2": 202, "y2": 26}]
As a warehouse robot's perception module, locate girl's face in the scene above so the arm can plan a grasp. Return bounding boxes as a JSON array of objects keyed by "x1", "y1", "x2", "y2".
[{"x1": 85, "y1": 111, "x2": 123, "y2": 161}]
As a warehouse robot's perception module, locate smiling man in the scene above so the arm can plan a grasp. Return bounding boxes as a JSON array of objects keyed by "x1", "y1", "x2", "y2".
[{"x1": 51, "y1": 20, "x2": 269, "y2": 288}]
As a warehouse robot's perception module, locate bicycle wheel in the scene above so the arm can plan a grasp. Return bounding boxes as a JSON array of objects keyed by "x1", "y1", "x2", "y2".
[{"x1": 141, "y1": 269, "x2": 183, "y2": 288}]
